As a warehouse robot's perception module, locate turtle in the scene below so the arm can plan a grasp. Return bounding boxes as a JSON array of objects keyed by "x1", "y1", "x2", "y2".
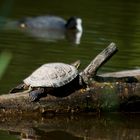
[{"x1": 10, "y1": 60, "x2": 86, "y2": 102}]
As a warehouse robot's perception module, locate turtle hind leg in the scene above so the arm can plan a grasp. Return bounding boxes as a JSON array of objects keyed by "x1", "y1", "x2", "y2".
[
  {"x1": 29, "y1": 88, "x2": 45, "y2": 102},
  {"x1": 9, "y1": 83, "x2": 27, "y2": 93}
]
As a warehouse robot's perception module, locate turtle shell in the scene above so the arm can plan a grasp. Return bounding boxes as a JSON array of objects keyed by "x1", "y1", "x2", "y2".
[{"x1": 24, "y1": 63, "x2": 78, "y2": 87}]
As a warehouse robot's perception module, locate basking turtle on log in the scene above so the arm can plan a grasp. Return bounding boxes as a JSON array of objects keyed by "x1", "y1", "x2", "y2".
[
  {"x1": 9, "y1": 60, "x2": 84, "y2": 101},
  {"x1": 1, "y1": 42, "x2": 139, "y2": 114},
  {"x1": 9, "y1": 42, "x2": 117, "y2": 102},
  {"x1": 4, "y1": 42, "x2": 140, "y2": 114}
]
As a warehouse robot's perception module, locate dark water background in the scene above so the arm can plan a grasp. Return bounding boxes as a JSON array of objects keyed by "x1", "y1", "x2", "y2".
[{"x1": 0, "y1": 0, "x2": 140, "y2": 139}]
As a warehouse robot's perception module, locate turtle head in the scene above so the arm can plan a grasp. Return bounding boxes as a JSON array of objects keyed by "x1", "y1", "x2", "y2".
[
  {"x1": 71, "y1": 60, "x2": 81, "y2": 69},
  {"x1": 18, "y1": 18, "x2": 28, "y2": 28},
  {"x1": 65, "y1": 17, "x2": 82, "y2": 32}
]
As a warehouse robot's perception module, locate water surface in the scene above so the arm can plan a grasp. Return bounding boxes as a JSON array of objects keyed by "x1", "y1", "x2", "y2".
[
  {"x1": 0, "y1": 0, "x2": 140, "y2": 93},
  {"x1": 0, "y1": 0, "x2": 140, "y2": 139},
  {"x1": 0, "y1": 114, "x2": 140, "y2": 140}
]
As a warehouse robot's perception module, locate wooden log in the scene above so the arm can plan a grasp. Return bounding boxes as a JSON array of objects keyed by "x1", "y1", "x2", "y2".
[
  {"x1": 96, "y1": 69, "x2": 140, "y2": 82},
  {"x1": 0, "y1": 42, "x2": 140, "y2": 114},
  {"x1": 80, "y1": 42, "x2": 118, "y2": 83},
  {"x1": 0, "y1": 81, "x2": 139, "y2": 115}
]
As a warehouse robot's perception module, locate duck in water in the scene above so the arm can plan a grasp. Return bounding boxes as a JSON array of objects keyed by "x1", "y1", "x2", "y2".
[
  {"x1": 19, "y1": 16, "x2": 83, "y2": 32},
  {"x1": 16, "y1": 16, "x2": 83, "y2": 44}
]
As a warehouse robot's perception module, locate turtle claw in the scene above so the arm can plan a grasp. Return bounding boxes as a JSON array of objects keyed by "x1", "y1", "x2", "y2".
[{"x1": 29, "y1": 91, "x2": 39, "y2": 102}]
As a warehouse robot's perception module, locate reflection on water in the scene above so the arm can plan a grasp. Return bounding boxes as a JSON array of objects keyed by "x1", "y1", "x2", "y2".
[
  {"x1": 20, "y1": 130, "x2": 83, "y2": 140},
  {"x1": 7, "y1": 23, "x2": 83, "y2": 44},
  {"x1": 0, "y1": 114, "x2": 140, "y2": 140},
  {"x1": 19, "y1": 28, "x2": 83, "y2": 45}
]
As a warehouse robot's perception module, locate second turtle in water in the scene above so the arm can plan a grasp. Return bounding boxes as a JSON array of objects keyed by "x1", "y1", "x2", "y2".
[{"x1": 10, "y1": 60, "x2": 86, "y2": 101}]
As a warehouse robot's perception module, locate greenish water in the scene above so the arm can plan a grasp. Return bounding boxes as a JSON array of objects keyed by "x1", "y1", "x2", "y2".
[{"x1": 0, "y1": 0, "x2": 140, "y2": 139}]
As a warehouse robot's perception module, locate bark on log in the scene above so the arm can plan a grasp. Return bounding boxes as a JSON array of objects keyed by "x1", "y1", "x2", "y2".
[
  {"x1": 81, "y1": 42, "x2": 118, "y2": 83},
  {"x1": 0, "y1": 42, "x2": 140, "y2": 115},
  {"x1": 96, "y1": 69, "x2": 140, "y2": 82}
]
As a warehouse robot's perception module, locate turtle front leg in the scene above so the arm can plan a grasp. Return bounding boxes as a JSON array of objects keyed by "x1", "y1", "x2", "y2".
[{"x1": 29, "y1": 88, "x2": 46, "y2": 102}]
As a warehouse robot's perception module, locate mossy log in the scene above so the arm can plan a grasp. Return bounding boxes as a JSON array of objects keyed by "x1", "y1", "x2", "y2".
[{"x1": 0, "y1": 42, "x2": 140, "y2": 115}]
